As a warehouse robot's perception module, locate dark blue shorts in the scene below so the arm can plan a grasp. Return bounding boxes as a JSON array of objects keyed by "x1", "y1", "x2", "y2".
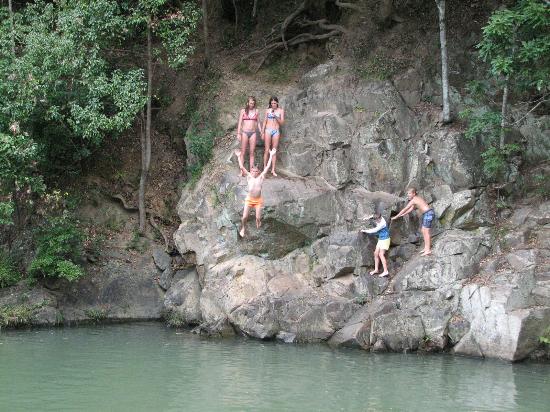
[{"x1": 422, "y1": 209, "x2": 435, "y2": 228}]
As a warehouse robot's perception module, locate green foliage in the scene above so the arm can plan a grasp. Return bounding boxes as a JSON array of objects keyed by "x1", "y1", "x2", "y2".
[
  {"x1": 460, "y1": 108, "x2": 501, "y2": 142},
  {"x1": 478, "y1": 0, "x2": 550, "y2": 92},
  {"x1": 188, "y1": 126, "x2": 216, "y2": 167},
  {"x1": 165, "y1": 310, "x2": 185, "y2": 327},
  {"x1": 183, "y1": 71, "x2": 222, "y2": 184},
  {"x1": 127, "y1": 229, "x2": 147, "y2": 253},
  {"x1": 0, "y1": 132, "x2": 45, "y2": 225},
  {"x1": 540, "y1": 327, "x2": 550, "y2": 345},
  {"x1": 0, "y1": 0, "x2": 146, "y2": 177},
  {"x1": 0, "y1": 201, "x2": 15, "y2": 226},
  {"x1": 0, "y1": 304, "x2": 34, "y2": 328},
  {"x1": 85, "y1": 307, "x2": 109, "y2": 323},
  {"x1": 127, "y1": 0, "x2": 201, "y2": 70},
  {"x1": 480, "y1": 143, "x2": 521, "y2": 177},
  {"x1": 463, "y1": 0, "x2": 550, "y2": 183},
  {"x1": 0, "y1": 251, "x2": 22, "y2": 288},
  {"x1": 459, "y1": 108, "x2": 521, "y2": 179},
  {"x1": 155, "y1": 5, "x2": 201, "y2": 69},
  {"x1": 29, "y1": 214, "x2": 85, "y2": 281}
]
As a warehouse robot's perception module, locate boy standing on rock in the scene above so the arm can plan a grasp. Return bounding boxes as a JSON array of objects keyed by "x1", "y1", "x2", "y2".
[
  {"x1": 361, "y1": 212, "x2": 391, "y2": 277},
  {"x1": 236, "y1": 148, "x2": 276, "y2": 238},
  {"x1": 392, "y1": 187, "x2": 435, "y2": 256}
]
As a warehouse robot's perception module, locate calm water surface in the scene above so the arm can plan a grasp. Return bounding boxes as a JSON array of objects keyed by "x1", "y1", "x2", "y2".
[{"x1": 1, "y1": 323, "x2": 549, "y2": 411}]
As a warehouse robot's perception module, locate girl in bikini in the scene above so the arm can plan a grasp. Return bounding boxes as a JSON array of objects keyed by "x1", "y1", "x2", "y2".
[
  {"x1": 236, "y1": 96, "x2": 260, "y2": 176},
  {"x1": 261, "y1": 96, "x2": 285, "y2": 177}
]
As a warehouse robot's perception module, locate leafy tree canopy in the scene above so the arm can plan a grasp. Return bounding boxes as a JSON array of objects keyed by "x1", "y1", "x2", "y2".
[
  {"x1": 0, "y1": 0, "x2": 146, "y2": 175},
  {"x1": 478, "y1": 0, "x2": 550, "y2": 92}
]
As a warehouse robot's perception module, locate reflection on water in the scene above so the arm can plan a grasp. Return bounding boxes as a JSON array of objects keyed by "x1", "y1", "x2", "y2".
[{"x1": 1, "y1": 323, "x2": 549, "y2": 411}]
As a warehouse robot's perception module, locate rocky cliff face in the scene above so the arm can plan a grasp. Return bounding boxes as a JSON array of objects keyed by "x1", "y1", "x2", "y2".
[{"x1": 169, "y1": 61, "x2": 549, "y2": 361}]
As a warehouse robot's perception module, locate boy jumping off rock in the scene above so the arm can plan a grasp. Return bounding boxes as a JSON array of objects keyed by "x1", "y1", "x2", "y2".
[
  {"x1": 391, "y1": 187, "x2": 435, "y2": 256},
  {"x1": 236, "y1": 148, "x2": 276, "y2": 238}
]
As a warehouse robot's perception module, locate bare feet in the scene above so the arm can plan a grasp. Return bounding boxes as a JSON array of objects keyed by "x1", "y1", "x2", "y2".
[
  {"x1": 271, "y1": 171, "x2": 278, "y2": 177},
  {"x1": 239, "y1": 226, "x2": 245, "y2": 238},
  {"x1": 379, "y1": 271, "x2": 389, "y2": 277},
  {"x1": 369, "y1": 270, "x2": 379, "y2": 276},
  {"x1": 421, "y1": 250, "x2": 432, "y2": 256}
]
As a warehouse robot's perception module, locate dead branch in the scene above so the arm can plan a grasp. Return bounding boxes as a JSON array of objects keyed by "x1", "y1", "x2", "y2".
[
  {"x1": 512, "y1": 96, "x2": 549, "y2": 126},
  {"x1": 281, "y1": 0, "x2": 307, "y2": 50}
]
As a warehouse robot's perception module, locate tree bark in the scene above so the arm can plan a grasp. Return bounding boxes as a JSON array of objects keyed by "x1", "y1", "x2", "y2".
[
  {"x1": 500, "y1": 76, "x2": 510, "y2": 149},
  {"x1": 8, "y1": 0, "x2": 15, "y2": 55},
  {"x1": 435, "y1": 0, "x2": 451, "y2": 123},
  {"x1": 232, "y1": 0, "x2": 238, "y2": 37},
  {"x1": 202, "y1": 0, "x2": 209, "y2": 67},
  {"x1": 139, "y1": 17, "x2": 153, "y2": 233}
]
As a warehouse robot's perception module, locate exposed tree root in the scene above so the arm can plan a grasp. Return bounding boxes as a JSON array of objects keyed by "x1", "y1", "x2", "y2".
[
  {"x1": 245, "y1": 0, "x2": 355, "y2": 72},
  {"x1": 112, "y1": 193, "x2": 174, "y2": 251},
  {"x1": 281, "y1": 0, "x2": 307, "y2": 50}
]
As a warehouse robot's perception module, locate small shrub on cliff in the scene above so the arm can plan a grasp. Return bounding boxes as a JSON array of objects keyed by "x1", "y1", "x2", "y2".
[
  {"x1": 0, "y1": 251, "x2": 22, "y2": 288},
  {"x1": 29, "y1": 214, "x2": 85, "y2": 282},
  {"x1": 0, "y1": 304, "x2": 34, "y2": 328},
  {"x1": 181, "y1": 69, "x2": 222, "y2": 185},
  {"x1": 165, "y1": 310, "x2": 185, "y2": 328}
]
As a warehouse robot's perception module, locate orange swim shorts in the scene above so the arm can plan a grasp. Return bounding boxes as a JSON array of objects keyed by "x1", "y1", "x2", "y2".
[{"x1": 245, "y1": 196, "x2": 264, "y2": 208}]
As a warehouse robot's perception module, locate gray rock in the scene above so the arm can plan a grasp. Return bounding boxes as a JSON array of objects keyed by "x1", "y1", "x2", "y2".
[
  {"x1": 371, "y1": 312, "x2": 425, "y2": 352},
  {"x1": 158, "y1": 267, "x2": 173, "y2": 291},
  {"x1": 152, "y1": 248, "x2": 171, "y2": 271},
  {"x1": 164, "y1": 269, "x2": 202, "y2": 325},
  {"x1": 276, "y1": 331, "x2": 297, "y2": 343}
]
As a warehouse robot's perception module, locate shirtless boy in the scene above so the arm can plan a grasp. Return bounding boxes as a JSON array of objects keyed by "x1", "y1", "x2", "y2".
[
  {"x1": 391, "y1": 187, "x2": 435, "y2": 256},
  {"x1": 236, "y1": 148, "x2": 276, "y2": 238}
]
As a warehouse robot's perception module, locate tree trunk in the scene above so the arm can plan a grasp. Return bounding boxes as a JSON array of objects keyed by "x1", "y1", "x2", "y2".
[
  {"x1": 252, "y1": 0, "x2": 258, "y2": 19},
  {"x1": 139, "y1": 17, "x2": 153, "y2": 233},
  {"x1": 500, "y1": 76, "x2": 510, "y2": 149},
  {"x1": 202, "y1": 0, "x2": 209, "y2": 67},
  {"x1": 232, "y1": 0, "x2": 238, "y2": 37},
  {"x1": 435, "y1": 0, "x2": 451, "y2": 123},
  {"x1": 8, "y1": 0, "x2": 15, "y2": 55}
]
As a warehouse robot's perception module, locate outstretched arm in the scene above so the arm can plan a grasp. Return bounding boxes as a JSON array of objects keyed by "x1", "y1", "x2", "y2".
[
  {"x1": 236, "y1": 150, "x2": 252, "y2": 177},
  {"x1": 392, "y1": 201, "x2": 414, "y2": 220},
  {"x1": 361, "y1": 218, "x2": 387, "y2": 234},
  {"x1": 261, "y1": 148, "x2": 276, "y2": 177}
]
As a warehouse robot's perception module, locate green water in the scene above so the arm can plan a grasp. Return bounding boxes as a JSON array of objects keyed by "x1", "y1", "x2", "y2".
[{"x1": 1, "y1": 323, "x2": 549, "y2": 411}]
